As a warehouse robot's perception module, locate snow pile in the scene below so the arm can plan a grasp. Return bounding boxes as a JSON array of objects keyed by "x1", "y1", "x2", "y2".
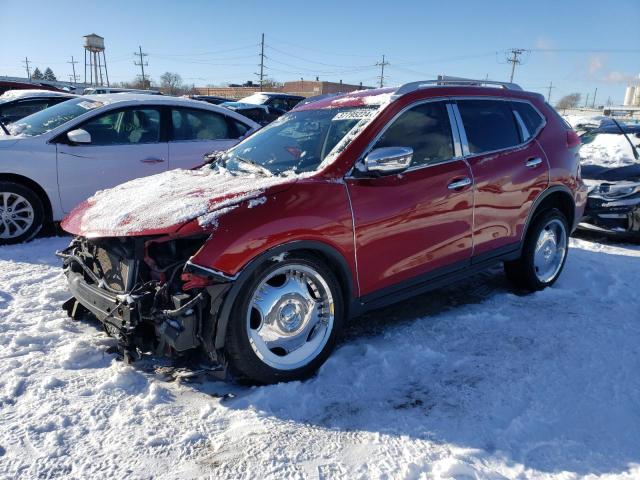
[
  {"x1": 563, "y1": 113, "x2": 608, "y2": 130},
  {"x1": 70, "y1": 167, "x2": 293, "y2": 236},
  {"x1": 1, "y1": 236, "x2": 640, "y2": 478},
  {"x1": 580, "y1": 133, "x2": 640, "y2": 168}
]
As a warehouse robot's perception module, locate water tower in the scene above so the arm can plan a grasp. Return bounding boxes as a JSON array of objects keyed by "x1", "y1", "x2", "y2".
[{"x1": 83, "y1": 34, "x2": 109, "y2": 86}]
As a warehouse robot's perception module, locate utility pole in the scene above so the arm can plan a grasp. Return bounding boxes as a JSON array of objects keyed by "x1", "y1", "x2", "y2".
[
  {"x1": 134, "y1": 45, "x2": 149, "y2": 89},
  {"x1": 546, "y1": 81, "x2": 555, "y2": 103},
  {"x1": 256, "y1": 33, "x2": 266, "y2": 91},
  {"x1": 376, "y1": 54, "x2": 390, "y2": 88},
  {"x1": 592, "y1": 87, "x2": 598, "y2": 108},
  {"x1": 67, "y1": 56, "x2": 79, "y2": 84},
  {"x1": 506, "y1": 48, "x2": 526, "y2": 83},
  {"x1": 23, "y1": 57, "x2": 31, "y2": 80},
  {"x1": 584, "y1": 93, "x2": 589, "y2": 108}
]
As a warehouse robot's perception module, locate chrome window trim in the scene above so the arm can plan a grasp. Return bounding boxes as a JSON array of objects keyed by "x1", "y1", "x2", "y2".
[
  {"x1": 513, "y1": 110, "x2": 530, "y2": 140},
  {"x1": 345, "y1": 97, "x2": 465, "y2": 178},
  {"x1": 452, "y1": 97, "x2": 547, "y2": 159},
  {"x1": 446, "y1": 103, "x2": 463, "y2": 158}
]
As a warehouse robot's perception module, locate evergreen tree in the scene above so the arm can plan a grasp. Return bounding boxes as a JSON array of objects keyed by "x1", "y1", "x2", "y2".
[
  {"x1": 31, "y1": 67, "x2": 44, "y2": 80},
  {"x1": 43, "y1": 67, "x2": 57, "y2": 81}
]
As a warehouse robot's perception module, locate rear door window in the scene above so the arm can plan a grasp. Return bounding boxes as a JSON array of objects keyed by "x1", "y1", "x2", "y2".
[
  {"x1": 171, "y1": 108, "x2": 233, "y2": 141},
  {"x1": 373, "y1": 101, "x2": 454, "y2": 167},
  {"x1": 457, "y1": 99, "x2": 520, "y2": 154}
]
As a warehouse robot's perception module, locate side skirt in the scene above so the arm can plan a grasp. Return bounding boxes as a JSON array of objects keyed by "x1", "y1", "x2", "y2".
[{"x1": 351, "y1": 242, "x2": 521, "y2": 317}]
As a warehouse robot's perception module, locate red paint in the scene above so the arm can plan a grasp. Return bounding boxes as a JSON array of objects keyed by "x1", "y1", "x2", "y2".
[{"x1": 62, "y1": 84, "x2": 585, "y2": 300}]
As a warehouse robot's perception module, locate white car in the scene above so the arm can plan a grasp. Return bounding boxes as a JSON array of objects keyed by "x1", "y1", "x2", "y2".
[{"x1": 0, "y1": 94, "x2": 260, "y2": 244}]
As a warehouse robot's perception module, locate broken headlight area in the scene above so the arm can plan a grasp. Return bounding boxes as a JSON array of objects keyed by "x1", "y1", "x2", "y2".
[
  {"x1": 581, "y1": 188, "x2": 640, "y2": 235},
  {"x1": 57, "y1": 236, "x2": 231, "y2": 366}
]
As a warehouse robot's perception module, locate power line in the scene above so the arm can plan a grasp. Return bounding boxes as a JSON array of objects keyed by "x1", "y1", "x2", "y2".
[
  {"x1": 376, "y1": 54, "x2": 390, "y2": 88},
  {"x1": 67, "y1": 56, "x2": 79, "y2": 83},
  {"x1": 506, "y1": 48, "x2": 526, "y2": 82},
  {"x1": 256, "y1": 33, "x2": 266, "y2": 91},
  {"x1": 546, "y1": 81, "x2": 555, "y2": 102},
  {"x1": 134, "y1": 45, "x2": 149, "y2": 87},
  {"x1": 22, "y1": 57, "x2": 31, "y2": 80}
]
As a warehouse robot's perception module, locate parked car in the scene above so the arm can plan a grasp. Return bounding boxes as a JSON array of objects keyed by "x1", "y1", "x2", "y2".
[
  {"x1": 219, "y1": 102, "x2": 277, "y2": 126},
  {"x1": 236, "y1": 92, "x2": 305, "y2": 112},
  {"x1": 0, "y1": 80, "x2": 64, "y2": 96},
  {"x1": 0, "y1": 94, "x2": 260, "y2": 244},
  {"x1": 189, "y1": 95, "x2": 235, "y2": 105},
  {"x1": 578, "y1": 120, "x2": 640, "y2": 238},
  {"x1": 0, "y1": 89, "x2": 77, "y2": 125},
  {"x1": 58, "y1": 80, "x2": 587, "y2": 384}
]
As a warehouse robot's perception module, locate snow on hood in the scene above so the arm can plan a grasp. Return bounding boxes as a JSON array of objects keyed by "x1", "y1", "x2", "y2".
[
  {"x1": 580, "y1": 133, "x2": 640, "y2": 168},
  {"x1": 61, "y1": 167, "x2": 295, "y2": 237}
]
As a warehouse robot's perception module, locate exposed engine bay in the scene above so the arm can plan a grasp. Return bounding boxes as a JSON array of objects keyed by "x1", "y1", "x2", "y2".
[{"x1": 57, "y1": 236, "x2": 231, "y2": 367}]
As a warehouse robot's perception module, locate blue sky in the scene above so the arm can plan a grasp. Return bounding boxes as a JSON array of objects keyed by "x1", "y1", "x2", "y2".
[{"x1": 1, "y1": 0, "x2": 639, "y2": 104}]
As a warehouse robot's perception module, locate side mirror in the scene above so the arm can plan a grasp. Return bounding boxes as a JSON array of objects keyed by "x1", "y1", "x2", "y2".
[
  {"x1": 363, "y1": 147, "x2": 413, "y2": 174},
  {"x1": 67, "y1": 128, "x2": 91, "y2": 144}
]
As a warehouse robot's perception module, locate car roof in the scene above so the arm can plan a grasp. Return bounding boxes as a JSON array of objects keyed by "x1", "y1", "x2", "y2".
[
  {"x1": 294, "y1": 83, "x2": 542, "y2": 111},
  {"x1": 0, "y1": 89, "x2": 76, "y2": 101},
  {"x1": 253, "y1": 92, "x2": 304, "y2": 98},
  {"x1": 93, "y1": 94, "x2": 263, "y2": 127}
]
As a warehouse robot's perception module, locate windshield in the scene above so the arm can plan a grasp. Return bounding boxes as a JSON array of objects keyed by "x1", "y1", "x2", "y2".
[
  {"x1": 238, "y1": 93, "x2": 270, "y2": 105},
  {"x1": 8, "y1": 98, "x2": 104, "y2": 136},
  {"x1": 219, "y1": 106, "x2": 379, "y2": 176}
]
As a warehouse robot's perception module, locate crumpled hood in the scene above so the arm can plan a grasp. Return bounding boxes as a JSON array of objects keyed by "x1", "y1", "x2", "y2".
[{"x1": 61, "y1": 167, "x2": 296, "y2": 238}]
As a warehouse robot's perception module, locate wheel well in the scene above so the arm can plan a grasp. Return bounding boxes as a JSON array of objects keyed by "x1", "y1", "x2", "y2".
[
  {"x1": 287, "y1": 247, "x2": 354, "y2": 306},
  {"x1": 529, "y1": 190, "x2": 575, "y2": 234},
  {"x1": 0, "y1": 173, "x2": 53, "y2": 222}
]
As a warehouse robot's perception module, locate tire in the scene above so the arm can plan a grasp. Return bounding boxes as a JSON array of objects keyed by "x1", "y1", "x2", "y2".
[
  {"x1": 504, "y1": 208, "x2": 569, "y2": 291},
  {"x1": 0, "y1": 181, "x2": 45, "y2": 245},
  {"x1": 224, "y1": 253, "x2": 345, "y2": 384}
]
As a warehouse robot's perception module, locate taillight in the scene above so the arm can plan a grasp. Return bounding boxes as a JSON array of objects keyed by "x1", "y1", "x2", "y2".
[{"x1": 566, "y1": 130, "x2": 581, "y2": 149}]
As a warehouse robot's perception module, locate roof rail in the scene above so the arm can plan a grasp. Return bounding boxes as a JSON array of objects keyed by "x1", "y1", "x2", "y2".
[{"x1": 394, "y1": 75, "x2": 523, "y2": 97}]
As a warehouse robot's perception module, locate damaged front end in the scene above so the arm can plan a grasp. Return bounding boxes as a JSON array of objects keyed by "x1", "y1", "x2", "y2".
[
  {"x1": 57, "y1": 235, "x2": 232, "y2": 368},
  {"x1": 580, "y1": 164, "x2": 640, "y2": 238}
]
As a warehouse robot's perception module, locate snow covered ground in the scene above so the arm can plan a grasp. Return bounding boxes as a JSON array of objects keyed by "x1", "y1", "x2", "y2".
[{"x1": 1, "y1": 235, "x2": 640, "y2": 479}]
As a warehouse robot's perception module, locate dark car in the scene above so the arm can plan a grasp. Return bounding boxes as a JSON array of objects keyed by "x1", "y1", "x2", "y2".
[
  {"x1": 59, "y1": 79, "x2": 586, "y2": 384},
  {"x1": 578, "y1": 120, "x2": 640, "y2": 239},
  {"x1": 220, "y1": 102, "x2": 278, "y2": 126},
  {"x1": 189, "y1": 95, "x2": 235, "y2": 105},
  {"x1": 0, "y1": 90, "x2": 77, "y2": 125},
  {"x1": 0, "y1": 81, "x2": 64, "y2": 96},
  {"x1": 236, "y1": 92, "x2": 305, "y2": 112}
]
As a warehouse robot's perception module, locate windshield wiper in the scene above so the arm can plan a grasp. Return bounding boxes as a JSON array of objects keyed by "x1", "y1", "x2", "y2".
[
  {"x1": 232, "y1": 157, "x2": 273, "y2": 176},
  {"x1": 0, "y1": 120, "x2": 10, "y2": 136},
  {"x1": 610, "y1": 117, "x2": 640, "y2": 161}
]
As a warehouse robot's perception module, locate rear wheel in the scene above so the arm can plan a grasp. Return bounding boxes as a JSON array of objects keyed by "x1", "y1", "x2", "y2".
[
  {"x1": 504, "y1": 208, "x2": 569, "y2": 291},
  {"x1": 0, "y1": 181, "x2": 44, "y2": 245},
  {"x1": 224, "y1": 254, "x2": 344, "y2": 384}
]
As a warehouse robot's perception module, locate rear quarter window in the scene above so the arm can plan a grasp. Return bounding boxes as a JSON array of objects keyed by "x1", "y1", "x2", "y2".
[
  {"x1": 457, "y1": 99, "x2": 521, "y2": 154},
  {"x1": 512, "y1": 101, "x2": 544, "y2": 137}
]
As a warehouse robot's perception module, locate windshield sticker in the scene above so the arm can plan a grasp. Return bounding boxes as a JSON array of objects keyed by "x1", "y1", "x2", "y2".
[
  {"x1": 77, "y1": 101, "x2": 104, "y2": 110},
  {"x1": 332, "y1": 109, "x2": 375, "y2": 121}
]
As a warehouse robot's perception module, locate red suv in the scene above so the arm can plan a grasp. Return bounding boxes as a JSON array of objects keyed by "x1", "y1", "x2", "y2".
[{"x1": 59, "y1": 79, "x2": 587, "y2": 384}]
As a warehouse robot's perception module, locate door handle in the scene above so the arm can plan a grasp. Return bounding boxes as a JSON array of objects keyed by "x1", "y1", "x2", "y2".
[
  {"x1": 140, "y1": 157, "x2": 165, "y2": 164},
  {"x1": 525, "y1": 157, "x2": 543, "y2": 168},
  {"x1": 447, "y1": 177, "x2": 472, "y2": 190}
]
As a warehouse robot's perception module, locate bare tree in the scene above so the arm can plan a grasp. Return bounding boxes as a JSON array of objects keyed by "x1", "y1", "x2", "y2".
[
  {"x1": 160, "y1": 72, "x2": 184, "y2": 95},
  {"x1": 556, "y1": 93, "x2": 581, "y2": 111}
]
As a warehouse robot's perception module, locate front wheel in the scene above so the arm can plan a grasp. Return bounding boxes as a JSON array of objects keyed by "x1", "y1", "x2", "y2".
[
  {"x1": 504, "y1": 208, "x2": 569, "y2": 291},
  {"x1": 0, "y1": 181, "x2": 45, "y2": 245},
  {"x1": 224, "y1": 254, "x2": 344, "y2": 384}
]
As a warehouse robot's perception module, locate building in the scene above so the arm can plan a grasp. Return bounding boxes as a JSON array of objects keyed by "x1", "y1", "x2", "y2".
[{"x1": 194, "y1": 79, "x2": 372, "y2": 100}]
